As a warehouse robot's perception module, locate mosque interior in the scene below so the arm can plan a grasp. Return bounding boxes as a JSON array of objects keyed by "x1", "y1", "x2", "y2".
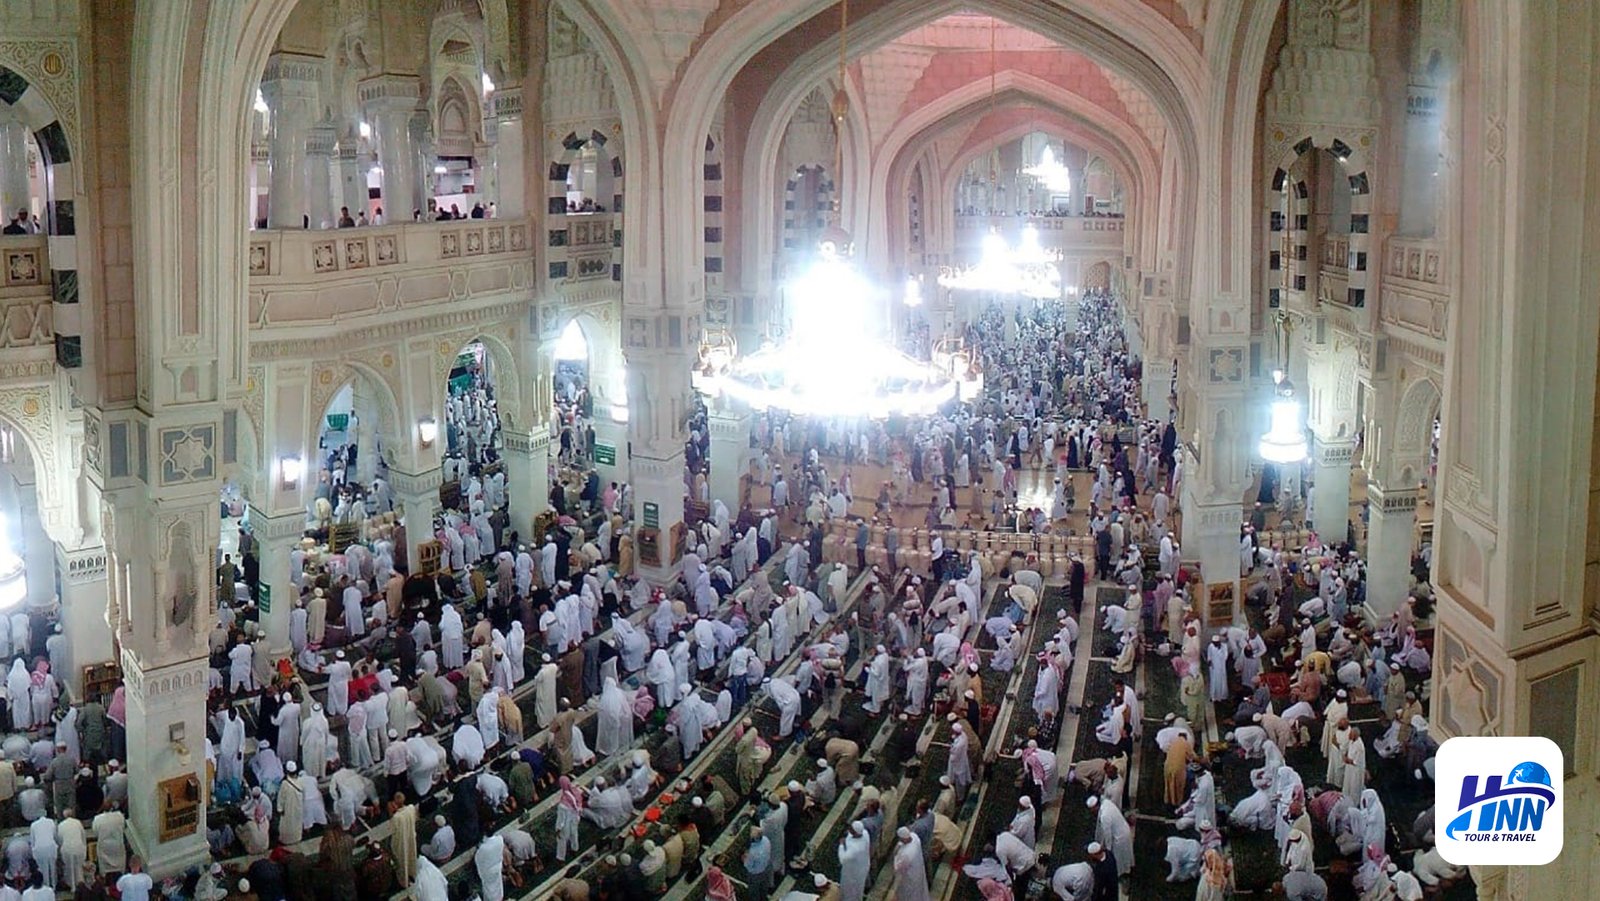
[{"x1": 0, "y1": 0, "x2": 1595, "y2": 899}]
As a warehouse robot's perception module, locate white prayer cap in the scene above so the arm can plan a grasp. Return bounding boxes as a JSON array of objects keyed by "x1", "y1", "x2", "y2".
[
  {"x1": 335, "y1": 650, "x2": 346, "y2": 659},
  {"x1": 1253, "y1": 713, "x2": 1263, "y2": 723},
  {"x1": 876, "y1": 644, "x2": 886, "y2": 653},
  {"x1": 435, "y1": 815, "x2": 447, "y2": 826},
  {"x1": 897, "y1": 827, "x2": 912, "y2": 841},
  {"x1": 211, "y1": 864, "x2": 223, "y2": 876},
  {"x1": 1411, "y1": 716, "x2": 1429, "y2": 731},
  {"x1": 542, "y1": 654, "x2": 552, "y2": 663},
  {"x1": 1390, "y1": 662, "x2": 1401, "y2": 671},
  {"x1": 964, "y1": 690, "x2": 975, "y2": 699},
  {"x1": 312, "y1": 703, "x2": 322, "y2": 713},
  {"x1": 938, "y1": 776, "x2": 951, "y2": 787},
  {"x1": 1087, "y1": 842, "x2": 1103, "y2": 854},
  {"x1": 238, "y1": 880, "x2": 251, "y2": 893},
  {"x1": 1086, "y1": 796, "x2": 1100, "y2": 809},
  {"x1": 388, "y1": 729, "x2": 399, "y2": 739},
  {"x1": 952, "y1": 722, "x2": 964, "y2": 734},
  {"x1": 1164, "y1": 713, "x2": 1176, "y2": 724},
  {"x1": 285, "y1": 761, "x2": 298, "y2": 773},
  {"x1": 814, "y1": 874, "x2": 830, "y2": 888},
  {"x1": 1336, "y1": 689, "x2": 1348, "y2": 699},
  {"x1": 1018, "y1": 796, "x2": 1032, "y2": 808},
  {"x1": 78, "y1": 767, "x2": 91, "y2": 777},
  {"x1": 788, "y1": 781, "x2": 802, "y2": 792},
  {"x1": 817, "y1": 758, "x2": 829, "y2": 768},
  {"x1": 257, "y1": 740, "x2": 270, "y2": 750},
  {"x1": 22, "y1": 777, "x2": 32, "y2": 786},
  {"x1": 850, "y1": 820, "x2": 864, "y2": 834},
  {"x1": 691, "y1": 797, "x2": 703, "y2": 807}
]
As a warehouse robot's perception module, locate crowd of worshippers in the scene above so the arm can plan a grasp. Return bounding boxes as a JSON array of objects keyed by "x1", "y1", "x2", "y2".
[
  {"x1": 0, "y1": 606, "x2": 149, "y2": 901},
  {"x1": 201, "y1": 418, "x2": 910, "y2": 901}
]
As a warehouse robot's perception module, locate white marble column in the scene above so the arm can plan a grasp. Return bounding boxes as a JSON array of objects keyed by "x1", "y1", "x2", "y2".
[
  {"x1": 630, "y1": 452, "x2": 687, "y2": 587},
  {"x1": 261, "y1": 53, "x2": 322, "y2": 229},
  {"x1": 360, "y1": 75, "x2": 422, "y2": 222},
  {"x1": 0, "y1": 119, "x2": 30, "y2": 220},
  {"x1": 1309, "y1": 438, "x2": 1357, "y2": 542},
  {"x1": 246, "y1": 507, "x2": 303, "y2": 655},
  {"x1": 336, "y1": 127, "x2": 368, "y2": 219},
  {"x1": 491, "y1": 87, "x2": 525, "y2": 217},
  {"x1": 304, "y1": 122, "x2": 337, "y2": 230},
  {"x1": 501, "y1": 425, "x2": 551, "y2": 541},
  {"x1": 388, "y1": 467, "x2": 442, "y2": 574},
  {"x1": 409, "y1": 110, "x2": 433, "y2": 216},
  {"x1": 592, "y1": 417, "x2": 631, "y2": 486},
  {"x1": 1362, "y1": 481, "x2": 1417, "y2": 618},
  {"x1": 707, "y1": 404, "x2": 754, "y2": 511},
  {"x1": 53, "y1": 543, "x2": 111, "y2": 700}
]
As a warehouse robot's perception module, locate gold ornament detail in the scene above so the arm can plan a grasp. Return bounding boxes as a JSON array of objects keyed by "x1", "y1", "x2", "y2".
[
  {"x1": 21, "y1": 398, "x2": 39, "y2": 417},
  {"x1": 41, "y1": 52, "x2": 63, "y2": 77}
]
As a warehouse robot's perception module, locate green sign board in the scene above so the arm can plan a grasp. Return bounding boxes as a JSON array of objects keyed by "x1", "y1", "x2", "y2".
[
  {"x1": 643, "y1": 501, "x2": 660, "y2": 530},
  {"x1": 594, "y1": 441, "x2": 617, "y2": 466},
  {"x1": 326, "y1": 413, "x2": 350, "y2": 432},
  {"x1": 258, "y1": 583, "x2": 272, "y2": 615}
]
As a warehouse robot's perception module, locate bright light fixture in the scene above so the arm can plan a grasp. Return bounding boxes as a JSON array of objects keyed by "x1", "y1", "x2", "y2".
[
  {"x1": 553, "y1": 320, "x2": 589, "y2": 362},
  {"x1": 1023, "y1": 144, "x2": 1072, "y2": 193},
  {"x1": 433, "y1": 164, "x2": 448, "y2": 175},
  {"x1": 359, "y1": 121, "x2": 373, "y2": 139},
  {"x1": 482, "y1": 73, "x2": 496, "y2": 95},
  {"x1": 938, "y1": 226, "x2": 1062, "y2": 299},
  {"x1": 697, "y1": 241, "x2": 974, "y2": 418},
  {"x1": 254, "y1": 90, "x2": 269, "y2": 114},
  {"x1": 418, "y1": 417, "x2": 438, "y2": 448},
  {"x1": 278, "y1": 454, "x2": 304, "y2": 489},
  {"x1": 904, "y1": 276, "x2": 923, "y2": 308},
  {"x1": 1257, "y1": 373, "x2": 1309, "y2": 464}
]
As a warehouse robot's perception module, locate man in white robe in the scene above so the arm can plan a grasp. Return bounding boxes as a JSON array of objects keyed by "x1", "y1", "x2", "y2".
[
  {"x1": 1205, "y1": 635, "x2": 1231, "y2": 702},
  {"x1": 1088, "y1": 795, "x2": 1134, "y2": 877},
  {"x1": 342, "y1": 582, "x2": 367, "y2": 637},
  {"x1": 864, "y1": 647, "x2": 891, "y2": 714},
  {"x1": 439, "y1": 605, "x2": 465, "y2": 669},
  {"x1": 767, "y1": 677, "x2": 802, "y2": 738},
  {"x1": 325, "y1": 651, "x2": 352, "y2": 716},
  {"x1": 893, "y1": 828, "x2": 931, "y2": 901},
  {"x1": 300, "y1": 704, "x2": 330, "y2": 778},
  {"x1": 839, "y1": 821, "x2": 872, "y2": 901}
]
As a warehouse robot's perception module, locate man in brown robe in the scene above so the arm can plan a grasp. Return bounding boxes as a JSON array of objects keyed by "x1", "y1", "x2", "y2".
[{"x1": 550, "y1": 700, "x2": 578, "y2": 773}]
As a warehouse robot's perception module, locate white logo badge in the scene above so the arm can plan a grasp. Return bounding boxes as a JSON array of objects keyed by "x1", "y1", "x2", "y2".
[{"x1": 1434, "y1": 736, "x2": 1563, "y2": 866}]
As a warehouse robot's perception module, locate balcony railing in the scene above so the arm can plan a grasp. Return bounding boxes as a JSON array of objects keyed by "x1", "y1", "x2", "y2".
[
  {"x1": 247, "y1": 218, "x2": 535, "y2": 329},
  {"x1": 0, "y1": 235, "x2": 53, "y2": 353}
]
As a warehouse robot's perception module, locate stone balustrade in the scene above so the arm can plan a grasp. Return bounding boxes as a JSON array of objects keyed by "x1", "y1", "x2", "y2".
[
  {"x1": 0, "y1": 235, "x2": 54, "y2": 356},
  {"x1": 246, "y1": 217, "x2": 535, "y2": 330}
]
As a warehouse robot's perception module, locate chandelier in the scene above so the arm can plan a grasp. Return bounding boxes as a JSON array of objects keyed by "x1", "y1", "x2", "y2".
[
  {"x1": 1023, "y1": 144, "x2": 1071, "y2": 194},
  {"x1": 938, "y1": 225, "x2": 1063, "y2": 299},
  {"x1": 697, "y1": 236, "x2": 976, "y2": 418},
  {"x1": 1257, "y1": 311, "x2": 1309, "y2": 464}
]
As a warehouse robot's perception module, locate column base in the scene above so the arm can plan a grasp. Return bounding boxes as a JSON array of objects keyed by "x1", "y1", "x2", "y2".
[
  {"x1": 1181, "y1": 500, "x2": 1244, "y2": 629},
  {"x1": 1362, "y1": 483, "x2": 1418, "y2": 618},
  {"x1": 54, "y1": 544, "x2": 112, "y2": 701},
  {"x1": 122, "y1": 654, "x2": 213, "y2": 878},
  {"x1": 503, "y1": 425, "x2": 551, "y2": 541},
  {"x1": 629, "y1": 452, "x2": 686, "y2": 586}
]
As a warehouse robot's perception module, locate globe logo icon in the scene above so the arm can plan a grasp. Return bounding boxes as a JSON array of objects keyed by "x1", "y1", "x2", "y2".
[{"x1": 1508, "y1": 761, "x2": 1552, "y2": 787}]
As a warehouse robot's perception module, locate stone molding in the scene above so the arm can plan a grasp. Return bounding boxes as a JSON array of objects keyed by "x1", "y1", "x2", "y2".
[
  {"x1": 248, "y1": 298, "x2": 529, "y2": 361},
  {"x1": 359, "y1": 74, "x2": 422, "y2": 107},
  {"x1": 245, "y1": 507, "x2": 307, "y2": 543},
  {"x1": 1367, "y1": 482, "x2": 1419, "y2": 514},
  {"x1": 502, "y1": 425, "x2": 550, "y2": 456},
  {"x1": 262, "y1": 53, "x2": 323, "y2": 88},
  {"x1": 1314, "y1": 439, "x2": 1358, "y2": 468},
  {"x1": 387, "y1": 467, "x2": 443, "y2": 498},
  {"x1": 493, "y1": 87, "x2": 523, "y2": 120},
  {"x1": 57, "y1": 544, "x2": 107, "y2": 586},
  {"x1": 119, "y1": 651, "x2": 208, "y2": 707}
]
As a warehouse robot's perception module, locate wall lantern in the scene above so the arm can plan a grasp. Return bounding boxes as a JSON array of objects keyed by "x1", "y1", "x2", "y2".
[{"x1": 418, "y1": 416, "x2": 439, "y2": 448}]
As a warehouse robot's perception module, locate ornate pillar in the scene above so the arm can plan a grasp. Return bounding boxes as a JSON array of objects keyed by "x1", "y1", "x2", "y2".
[
  {"x1": 409, "y1": 110, "x2": 433, "y2": 216},
  {"x1": 0, "y1": 118, "x2": 29, "y2": 220},
  {"x1": 360, "y1": 76, "x2": 422, "y2": 222},
  {"x1": 261, "y1": 53, "x2": 322, "y2": 229},
  {"x1": 707, "y1": 403, "x2": 754, "y2": 511},
  {"x1": 388, "y1": 467, "x2": 442, "y2": 573},
  {"x1": 246, "y1": 507, "x2": 303, "y2": 655},
  {"x1": 1182, "y1": 327, "x2": 1253, "y2": 623},
  {"x1": 336, "y1": 127, "x2": 367, "y2": 219},
  {"x1": 491, "y1": 87, "x2": 524, "y2": 217},
  {"x1": 1309, "y1": 437, "x2": 1357, "y2": 541},
  {"x1": 501, "y1": 426, "x2": 551, "y2": 541},
  {"x1": 304, "y1": 121, "x2": 337, "y2": 229},
  {"x1": 101, "y1": 485, "x2": 215, "y2": 875},
  {"x1": 1362, "y1": 481, "x2": 1416, "y2": 617},
  {"x1": 54, "y1": 543, "x2": 111, "y2": 700},
  {"x1": 624, "y1": 346, "x2": 694, "y2": 586}
]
